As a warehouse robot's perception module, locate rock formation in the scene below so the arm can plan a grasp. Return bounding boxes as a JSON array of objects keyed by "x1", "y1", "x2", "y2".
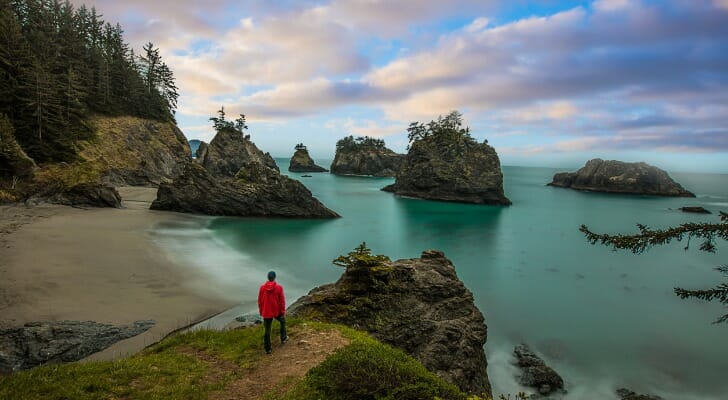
[
  {"x1": 616, "y1": 388, "x2": 663, "y2": 400},
  {"x1": 289, "y1": 144, "x2": 328, "y2": 172},
  {"x1": 289, "y1": 247, "x2": 491, "y2": 397},
  {"x1": 79, "y1": 116, "x2": 191, "y2": 187},
  {"x1": 513, "y1": 343, "x2": 565, "y2": 396},
  {"x1": 330, "y1": 135, "x2": 403, "y2": 177},
  {"x1": 548, "y1": 159, "x2": 694, "y2": 197},
  {"x1": 197, "y1": 128, "x2": 278, "y2": 178},
  {"x1": 0, "y1": 320, "x2": 155, "y2": 372},
  {"x1": 679, "y1": 206, "x2": 711, "y2": 214},
  {"x1": 194, "y1": 141, "x2": 208, "y2": 159},
  {"x1": 151, "y1": 128, "x2": 339, "y2": 218},
  {"x1": 381, "y1": 113, "x2": 510, "y2": 205}
]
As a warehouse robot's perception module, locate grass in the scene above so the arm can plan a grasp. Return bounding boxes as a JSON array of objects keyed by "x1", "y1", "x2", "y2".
[
  {"x1": 281, "y1": 322, "x2": 470, "y2": 400},
  {"x1": 0, "y1": 322, "x2": 272, "y2": 400},
  {"x1": 0, "y1": 320, "x2": 501, "y2": 400}
]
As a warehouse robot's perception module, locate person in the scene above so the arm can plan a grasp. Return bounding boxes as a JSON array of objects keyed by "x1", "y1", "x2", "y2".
[{"x1": 258, "y1": 270, "x2": 287, "y2": 354}]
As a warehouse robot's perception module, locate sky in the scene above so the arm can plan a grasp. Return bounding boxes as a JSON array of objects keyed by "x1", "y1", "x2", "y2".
[{"x1": 72, "y1": 0, "x2": 728, "y2": 173}]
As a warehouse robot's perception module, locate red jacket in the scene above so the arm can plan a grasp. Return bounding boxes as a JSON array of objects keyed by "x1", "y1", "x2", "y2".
[{"x1": 258, "y1": 281, "x2": 286, "y2": 319}]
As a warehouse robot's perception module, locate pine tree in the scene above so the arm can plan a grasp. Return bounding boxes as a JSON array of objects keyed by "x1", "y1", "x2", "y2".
[{"x1": 581, "y1": 212, "x2": 728, "y2": 324}]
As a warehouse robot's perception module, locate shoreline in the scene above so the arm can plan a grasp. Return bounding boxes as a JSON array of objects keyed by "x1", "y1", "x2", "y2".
[{"x1": 0, "y1": 187, "x2": 236, "y2": 362}]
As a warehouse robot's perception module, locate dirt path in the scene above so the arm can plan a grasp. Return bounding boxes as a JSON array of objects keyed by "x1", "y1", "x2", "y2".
[{"x1": 208, "y1": 325, "x2": 349, "y2": 400}]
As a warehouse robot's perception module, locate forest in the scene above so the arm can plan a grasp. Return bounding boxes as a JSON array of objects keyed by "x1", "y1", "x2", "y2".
[{"x1": 0, "y1": 0, "x2": 177, "y2": 164}]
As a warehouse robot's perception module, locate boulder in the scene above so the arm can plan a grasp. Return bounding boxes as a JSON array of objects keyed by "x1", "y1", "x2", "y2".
[
  {"x1": 616, "y1": 388, "x2": 663, "y2": 400},
  {"x1": 41, "y1": 182, "x2": 122, "y2": 208},
  {"x1": 330, "y1": 136, "x2": 403, "y2": 177},
  {"x1": 289, "y1": 147, "x2": 328, "y2": 172},
  {"x1": 513, "y1": 343, "x2": 565, "y2": 396},
  {"x1": 0, "y1": 320, "x2": 155, "y2": 372},
  {"x1": 382, "y1": 137, "x2": 510, "y2": 205},
  {"x1": 548, "y1": 159, "x2": 694, "y2": 197},
  {"x1": 289, "y1": 249, "x2": 491, "y2": 397},
  {"x1": 151, "y1": 162, "x2": 339, "y2": 218}
]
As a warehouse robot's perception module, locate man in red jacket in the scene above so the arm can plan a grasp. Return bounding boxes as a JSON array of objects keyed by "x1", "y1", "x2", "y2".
[{"x1": 258, "y1": 270, "x2": 287, "y2": 354}]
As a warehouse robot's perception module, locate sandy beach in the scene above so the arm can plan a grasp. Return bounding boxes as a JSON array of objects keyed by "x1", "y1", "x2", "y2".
[{"x1": 0, "y1": 187, "x2": 236, "y2": 361}]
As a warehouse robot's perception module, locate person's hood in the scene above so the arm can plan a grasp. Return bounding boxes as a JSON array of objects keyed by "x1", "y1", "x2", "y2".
[{"x1": 262, "y1": 281, "x2": 278, "y2": 292}]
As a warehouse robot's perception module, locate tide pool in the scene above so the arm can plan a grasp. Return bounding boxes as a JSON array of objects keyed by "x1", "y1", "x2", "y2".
[{"x1": 156, "y1": 161, "x2": 728, "y2": 399}]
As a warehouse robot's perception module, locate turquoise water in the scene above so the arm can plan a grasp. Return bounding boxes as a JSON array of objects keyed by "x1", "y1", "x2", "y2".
[{"x1": 157, "y1": 161, "x2": 728, "y2": 399}]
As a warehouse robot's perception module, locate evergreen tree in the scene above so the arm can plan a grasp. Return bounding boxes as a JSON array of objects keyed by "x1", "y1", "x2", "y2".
[{"x1": 581, "y1": 212, "x2": 728, "y2": 323}]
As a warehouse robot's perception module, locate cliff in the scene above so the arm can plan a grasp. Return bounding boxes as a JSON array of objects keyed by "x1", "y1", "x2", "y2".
[
  {"x1": 2, "y1": 115, "x2": 190, "y2": 207},
  {"x1": 382, "y1": 135, "x2": 510, "y2": 205},
  {"x1": 151, "y1": 128, "x2": 339, "y2": 218},
  {"x1": 289, "y1": 246, "x2": 491, "y2": 397},
  {"x1": 330, "y1": 136, "x2": 403, "y2": 177},
  {"x1": 548, "y1": 159, "x2": 695, "y2": 197},
  {"x1": 289, "y1": 147, "x2": 328, "y2": 172}
]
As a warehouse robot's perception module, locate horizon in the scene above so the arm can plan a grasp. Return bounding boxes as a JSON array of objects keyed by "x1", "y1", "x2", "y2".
[{"x1": 73, "y1": 0, "x2": 728, "y2": 173}]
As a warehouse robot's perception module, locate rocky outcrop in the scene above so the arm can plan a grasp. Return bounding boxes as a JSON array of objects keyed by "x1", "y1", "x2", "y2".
[
  {"x1": 152, "y1": 128, "x2": 338, "y2": 218},
  {"x1": 289, "y1": 146, "x2": 328, "y2": 172},
  {"x1": 197, "y1": 128, "x2": 278, "y2": 178},
  {"x1": 194, "y1": 141, "x2": 208, "y2": 160},
  {"x1": 151, "y1": 162, "x2": 338, "y2": 218},
  {"x1": 679, "y1": 206, "x2": 711, "y2": 214},
  {"x1": 382, "y1": 137, "x2": 510, "y2": 205},
  {"x1": 0, "y1": 320, "x2": 154, "y2": 372},
  {"x1": 79, "y1": 116, "x2": 191, "y2": 187},
  {"x1": 289, "y1": 249, "x2": 491, "y2": 397},
  {"x1": 38, "y1": 182, "x2": 122, "y2": 208},
  {"x1": 548, "y1": 159, "x2": 694, "y2": 197},
  {"x1": 513, "y1": 344, "x2": 565, "y2": 396},
  {"x1": 330, "y1": 137, "x2": 403, "y2": 177},
  {"x1": 616, "y1": 388, "x2": 663, "y2": 400}
]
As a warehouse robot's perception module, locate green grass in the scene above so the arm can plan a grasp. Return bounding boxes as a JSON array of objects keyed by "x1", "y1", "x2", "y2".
[
  {"x1": 0, "y1": 320, "x2": 496, "y2": 400},
  {"x1": 0, "y1": 322, "x2": 275, "y2": 400},
  {"x1": 281, "y1": 323, "x2": 469, "y2": 400}
]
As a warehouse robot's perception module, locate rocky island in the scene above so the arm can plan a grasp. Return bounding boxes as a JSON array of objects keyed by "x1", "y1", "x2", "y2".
[
  {"x1": 330, "y1": 135, "x2": 404, "y2": 177},
  {"x1": 289, "y1": 243, "x2": 492, "y2": 397},
  {"x1": 151, "y1": 113, "x2": 339, "y2": 218},
  {"x1": 288, "y1": 143, "x2": 328, "y2": 172},
  {"x1": 382, "y1": 111, "x2": 511, "y2": 205},
  {"x1": 548, "y1": 158, "x2": 695, "y2": 197}
]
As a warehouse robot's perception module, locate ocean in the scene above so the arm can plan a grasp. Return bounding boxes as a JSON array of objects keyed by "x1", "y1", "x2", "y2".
[{"x1": 152, "y1": 160, "x2": 728, "y2": 399}]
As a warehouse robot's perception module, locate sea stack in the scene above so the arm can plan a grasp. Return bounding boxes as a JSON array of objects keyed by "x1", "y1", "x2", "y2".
[
  {"x1": 288, "y1": 143, "x2": 328, "y2": 172},
  {"x1": 382, "y1": 111, "x2": 511, "y2": 205},
  {"x1": 548, "y1": 159, "x2": 694, "y2": 197},
  {"x1": 151, "y1": 128, "x2": 339, "y2": 218},
  {"x1": 330, "y1": 135, "x2": 404, "y2": 177},
  {"x1": 289, "y1": 246, "x2": 492, "y2": 397}
]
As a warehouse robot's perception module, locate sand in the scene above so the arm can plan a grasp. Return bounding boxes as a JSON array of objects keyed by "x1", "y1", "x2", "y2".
[{"x1": 0, "y1": 187, "x2": 236, "y2": 361}]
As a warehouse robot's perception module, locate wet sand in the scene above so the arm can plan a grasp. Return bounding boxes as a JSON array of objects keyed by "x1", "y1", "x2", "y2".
[{"x1": 0, "y1": 187, "x2": 235, "y2": 361}]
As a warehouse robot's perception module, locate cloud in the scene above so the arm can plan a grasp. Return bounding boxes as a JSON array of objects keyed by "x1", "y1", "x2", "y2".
[{"x1": 73, "y1": 0, "x2": 728, "y2": 158}]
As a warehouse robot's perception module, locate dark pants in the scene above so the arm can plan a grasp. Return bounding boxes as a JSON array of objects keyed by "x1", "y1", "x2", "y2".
[{"x1": 263, "y1": 315, "x2": 286, "y2": 352}]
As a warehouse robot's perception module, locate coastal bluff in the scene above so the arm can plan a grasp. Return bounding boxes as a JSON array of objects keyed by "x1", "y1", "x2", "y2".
[
  {"x1": 548, "y1": 159, "x2": 694, "y2": 197},
  {"x1": 288, "y1": 144, "x2": 328, "y2": 172},
  {"x1": 151, "y1": 128, "x2": 339, "y2": 218},
  {"x1": 1, "y1": 115, "x2": 190, "y2": 207},
  {"x1": 289, "y1": 247, "x2": 491, "y2": 397},
  {"x1": 330, "y1": 135, "x2": 404, "y2": 177}
]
